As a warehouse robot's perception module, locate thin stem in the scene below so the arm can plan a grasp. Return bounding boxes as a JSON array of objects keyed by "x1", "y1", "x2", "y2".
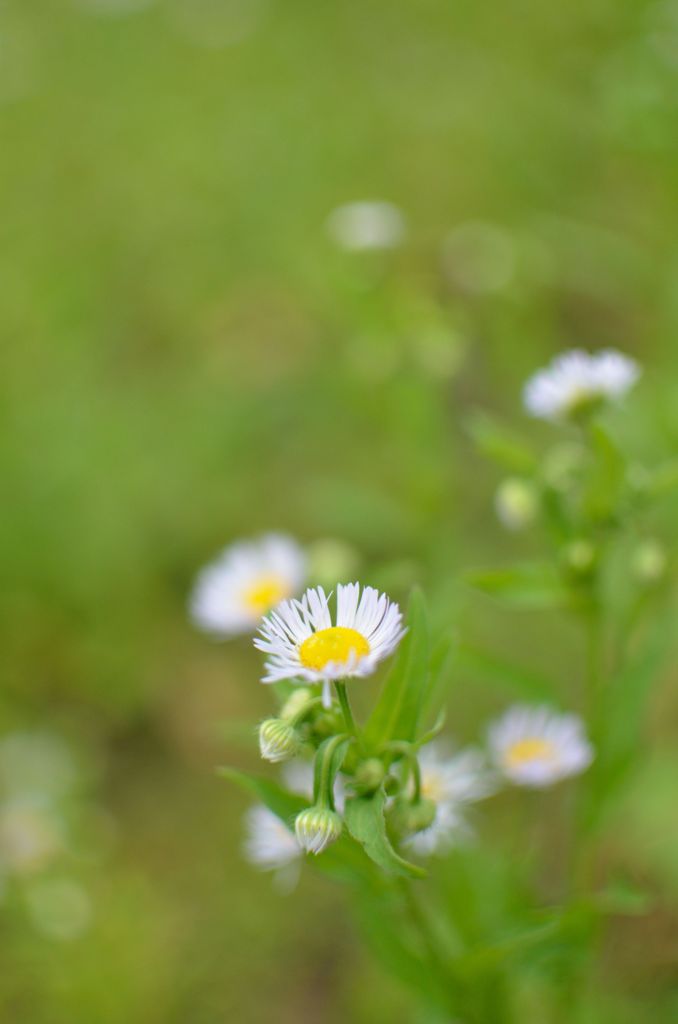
[{"x1": 334, "y1": 681, "x2": 357, "y2": 738}]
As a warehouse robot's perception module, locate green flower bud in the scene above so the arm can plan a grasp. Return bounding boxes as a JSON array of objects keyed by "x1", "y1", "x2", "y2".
[
  {"x1": 632, "y1": 539, "x2": 667, "y2": 585},
  {"x1": 258, "y1": 719, "x2": 302, "y2": 764},
  {"x1": 565, "y1": 539, "x2": 596, "y2": 577},
  {"x1": 294, "y1": 806, "x2": 343, "y2": 855},
  {"x1": 353, "y1": 758, "x2": 386, "y2": 794},
  {"x1": 391, "y1": 796, "x2": 437, "y2": 834},
  {"x1": 494, "y1": 477, "x2": 539, "y2": 531},
  {"x1": 280, "y1": 688, "x2": 314, "y2": 722}
]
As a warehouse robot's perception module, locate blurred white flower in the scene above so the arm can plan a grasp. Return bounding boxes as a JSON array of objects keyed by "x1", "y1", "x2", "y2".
[
  {"x1": 243, "y1": 805, "x2": 301, "y2": 889},
  {"x1": 190, "y1": 534, "x2": 307, "y2": 638},
  {"x1": 404, "y1": 743, "x2": 496, "y2": 856},
  {"x1": 326, "y1": 201, "x2": 406, "y2": 251},
  {"x1": 255, "y1": 583, "x2": 404, "y2": 705},
  {"x1": 26, "y1": 878, "x2": 92, "y2": 941},
  {"x1": 488, "y1": 705, "x2": 593, "y2": 788},
  {"x1": 523, "y1": 349, "x2": 640, "y2": 421},
  {"x1": 0, "y1": 798, "x2": 64, "y2": 876}
]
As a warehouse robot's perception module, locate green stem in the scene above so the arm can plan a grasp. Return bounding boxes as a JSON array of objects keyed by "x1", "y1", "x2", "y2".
[{"x1": 334, "y1": 681, "x2": 357, "y2": 738}]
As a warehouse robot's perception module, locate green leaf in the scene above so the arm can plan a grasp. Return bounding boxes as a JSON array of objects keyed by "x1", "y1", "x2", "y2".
[
  {"x1": 643, "y1": 458, "x2": 678, "y2": 500},
  {"x1": 582, "y1": 421, "x2": 626, "y2": 521},
  {"x1": 344, "y1": 788, "x2": 425, "y2": 879},
  {"x1": 217, "y1": 767, "x2": 306, "y2": 828},
  {"x1": 465, "y1": 410, "x2": 538, "y2": 474},
  {"x1": 464, "y1": 563, "x2": 570, "y2": 609},
  {"x1": 455, "y1": 644, "x2": 555, "y2": 701},
  {"x1": 363, "y1": 587, "x2": 431, "y2": 749}
]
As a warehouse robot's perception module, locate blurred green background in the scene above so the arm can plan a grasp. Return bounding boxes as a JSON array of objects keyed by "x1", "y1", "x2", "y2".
[{"x1": 2, "y1": 0, "x2": 678, "y2": 1021}]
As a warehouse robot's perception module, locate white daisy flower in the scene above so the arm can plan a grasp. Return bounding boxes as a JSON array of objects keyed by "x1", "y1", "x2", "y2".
[
  {"x1": 404, "y1": 744, "x2": 496, "y2": 857},
  {"x1": 418, "y1": 743, "x2": 498, "y2": 805},
  {"x1": 254, "y1": 583, "x2": 405, "y2": 705},
  {"x1": 189, "y1": 534, "x2": 307, "y2": 638},
  {"x1": 243, "y1": 805, "x2": 301, "y2": 890},
  {"x1": 523, "y1": 349, "x2": 640, "y2": 421},
  {"x1": 326, "y1": 201, "x2": 406, "y2": 251},
  {"x1": 488, "y1": 705, "x2": 593, "y2": 788}
]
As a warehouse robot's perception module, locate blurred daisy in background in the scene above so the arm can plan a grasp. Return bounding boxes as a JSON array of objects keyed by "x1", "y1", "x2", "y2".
[
  {"x1": 243, "y1": 805, "x2": 302, "y2": 890},
  {"x1": 254, "y1": 583, "x2": 405, "y2": 705},
  {"x1": 488, "y1": 705, "x2": 593, "y2": 788},
  {"x1": 405, "y1": 744, "x2": 496, "y2": 857},
  {"x1": 190, "y1": 534, "x2": 307, "y2": 638},
  {"x1": 0, "y1": 797, "x2": 64, "y2": 876},
  {"x1": 523, "y1": 349, "x2": 640, "y2": 421},
  {"x1": 326, "y1": 201, "x2": 406, "y2": 251}
]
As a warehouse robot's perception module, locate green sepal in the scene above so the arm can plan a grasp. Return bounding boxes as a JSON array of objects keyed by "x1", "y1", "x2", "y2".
[{"x1": 465, "y1": 410, "x2": 538, "y2": 474}]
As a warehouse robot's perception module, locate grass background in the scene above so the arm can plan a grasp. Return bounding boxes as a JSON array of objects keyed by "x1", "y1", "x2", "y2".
[{"x1": 1, "y1": 0, "x2": 678, "y2": 1020}]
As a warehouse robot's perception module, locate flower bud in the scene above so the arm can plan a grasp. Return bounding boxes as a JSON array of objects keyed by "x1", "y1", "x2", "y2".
[
  {"x1": 564, "y1": 539, "x2": 596, "y2": 577},
  {"x1": 391, "y1": 796, "x2": 437, "y2": 834},
  {"x1": 258, "y1": 719, "x2": 302, "y2": 764},
  {"x1": 494, "y1": 478, "x2": 539, "y2": 531},
  {"x1": 353, "y1": 758, "x2": 386, "y2": 794},
  {"x1": 294, "y1": 806, "x2": 343, "y2": 855},
  {"x1": 280, "y1": 688, "x2": 314, "y2": 722},
  {"x1": 632, "y1": 539, "x2": 667, "y2": 585}
]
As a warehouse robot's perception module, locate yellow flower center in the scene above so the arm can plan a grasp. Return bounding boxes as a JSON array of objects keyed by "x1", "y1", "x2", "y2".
[
  {"x1": 298, "y1": 627, "x2": 370, "y2": 671},
  {"x1": 243, "y1": 576, "x2": 289, "y2": 615},
  {"x1": 505, "y1": 737, "x2": 555, "y2": 767}
]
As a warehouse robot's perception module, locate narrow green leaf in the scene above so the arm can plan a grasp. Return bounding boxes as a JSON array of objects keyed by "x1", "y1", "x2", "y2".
[
  {"x1": 465, "y1": 410, "x2": 538, "y2": 474},
  {"x1": 464, "y1": 563, "x2": 569, "y2": 609},
  {"x1": 217, "y1": 767, "x2": 306, "y2": 828},
  {"x1": 344, "y1": 789, "x2": 425, "y2": 879},
  {"x1": 363, "y1": 588, "x2": 430, "y2": 749},
  {"x1": 455, "y1": 643, "x2": 555, "y2": 701}
]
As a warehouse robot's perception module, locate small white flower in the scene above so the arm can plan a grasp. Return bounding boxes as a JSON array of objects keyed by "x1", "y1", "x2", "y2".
[
  {"x1": 488, "y1": 705, "x2": 593, "y2": 788},
  {"x1": 404, "y1": 743, "x2": 496, "y2": 856},
  {"x1": 523, "y1": 349, "x2": 640, "y2": 421},
  {"x1": 243, "y1": 805, "x2": 301, "y2": 886},
  {"x1": 418, "y1": 743, "x2": 497, "y2": 805},
  {"x1": 326, "y1": 201, "x2": 406, "y2": 251},
  {"x1": 254, "y1": 583, "x2": 405, "y2": 705},
  {"x1": 189, "y1": 534, "x2": 307, "y2": 638},
  {"x1": 0, "y1": 797, "x2": 64, "y2": 876}
]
